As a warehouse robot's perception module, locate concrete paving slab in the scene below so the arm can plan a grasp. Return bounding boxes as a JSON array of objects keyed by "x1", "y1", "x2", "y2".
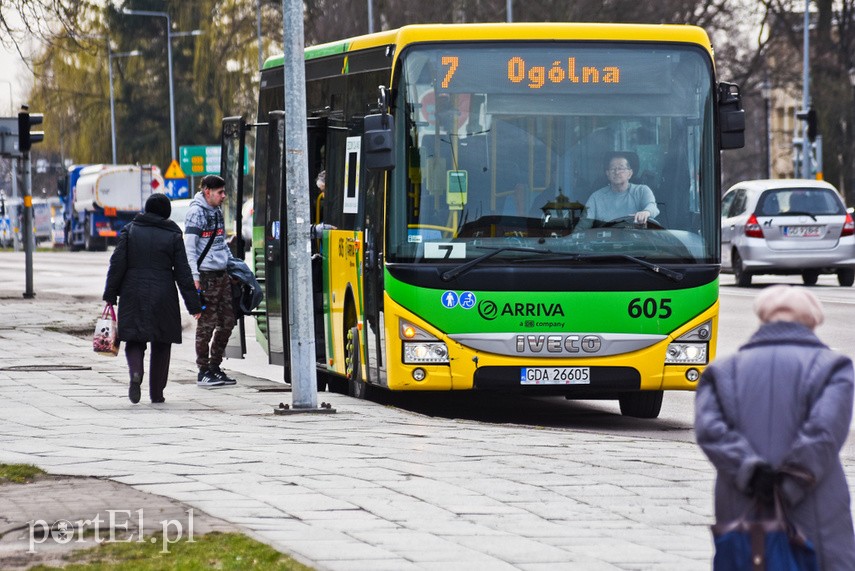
[{"x1": 3, "y1": 286, "x2": 852, "y2": 570}]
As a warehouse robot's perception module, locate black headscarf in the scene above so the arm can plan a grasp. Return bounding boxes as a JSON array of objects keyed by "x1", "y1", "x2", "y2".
[{"x1": 144, "y1": 193, "x2": 171, "y2": 219}]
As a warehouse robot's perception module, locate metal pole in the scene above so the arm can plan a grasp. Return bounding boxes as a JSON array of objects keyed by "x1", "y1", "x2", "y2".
[
  {"x1": 801, "y1": 0, "x2": 811, "y2": 179},
  {"x1": 166, "y1": 13, "x2": 176, "y2": 160},
  {"x1": 507, "y1": 0, "x2": 513, "y2": 22},
  {"x1": 257, "y1": 0, "x2": 264, "y2": 69},
  {"x1": 22, "y1": 150, "x2": 34, "y2": 298},
  {"x1": 108, "y1": 50, "x2": 141, "y2": 165},
  {"x1": 109, "y1": 48, "x2": 117, "y2": 165},
  {"x1": 123, "y1": 10, "x2": 176, "y2": 160},
  {"x1": 761, "y1": 79, "x2": 772, "y2": 179},
  {"x1": 10, "y1": 158, "x2": 20, "y2": 252},
  {"x1": 282, "y1": 0, "x2": 318, "y2": 408},
  {"x1": 367, "y1": 0, "x2": 374, "y2": 33},
  {"x1": 764, "y1": 96, "x2": 771, "y2": 179}
]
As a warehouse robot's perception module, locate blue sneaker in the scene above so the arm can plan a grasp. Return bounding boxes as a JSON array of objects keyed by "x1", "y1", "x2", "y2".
[
  {"x1": 197, "y1": 370, "x2": 225, "y2": 388},
  {"x1": 210, "y1": 368, "x2": 237, "y2": 386}
]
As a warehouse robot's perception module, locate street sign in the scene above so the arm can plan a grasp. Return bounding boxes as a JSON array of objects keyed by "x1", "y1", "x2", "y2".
[
  {"x1": 180, "y1": 145, "x2": 220, "y2": 176},
  {"x1": 164, "y1": 178, "x2": 189, "y2": 199},
  {"x1": 164, "y1": 159, "x2": 186, "y2": 179},
  {"x1": 180, "y1": 144, "x2": 249, "y2": 176}
]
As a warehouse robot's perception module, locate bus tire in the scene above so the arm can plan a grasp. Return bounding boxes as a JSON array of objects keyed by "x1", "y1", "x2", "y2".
[
  {"x1": 619, "y1": 391, "x2": 663, "y2": 419},
  {"x1": 345, "y1": 325, "x2": 368, "y2": 399}
]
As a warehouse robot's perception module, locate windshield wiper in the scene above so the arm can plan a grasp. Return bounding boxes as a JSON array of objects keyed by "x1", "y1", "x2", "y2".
[
  {"x1": 440, "y1": 246, "x2": 554, "y2": 282},
  {"x1": 782, "y1": 210, "x2": 817, "y2": 221},
  {"x1": 591, "y1": 253, "x2": 684, "y2": 282},
  {"x1": 516, "y1": 252, "x2": 684, "y2": 282}
]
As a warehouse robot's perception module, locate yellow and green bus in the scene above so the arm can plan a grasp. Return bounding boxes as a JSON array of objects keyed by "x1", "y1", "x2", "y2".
[{"x1": 223, "y1": 23, "x2": 744, "y2": 418}]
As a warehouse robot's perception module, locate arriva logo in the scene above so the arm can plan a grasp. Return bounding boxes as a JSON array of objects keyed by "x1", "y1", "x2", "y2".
[
  {"x1": 478, "y1": 300, "x2": 565, "y2": 321},
  {"x1": 478, "y1": 300, "x2": 498, "y2": 320}
]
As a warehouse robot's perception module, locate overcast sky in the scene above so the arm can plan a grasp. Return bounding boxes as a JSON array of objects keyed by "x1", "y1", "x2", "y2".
[{"x1": 0, "y1": 8, "x2": 36, "y2": 116}]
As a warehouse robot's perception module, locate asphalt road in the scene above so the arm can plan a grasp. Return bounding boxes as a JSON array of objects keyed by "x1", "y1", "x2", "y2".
[{"x1": 3, "y1": 249, "x2": 855, "y2": 455}]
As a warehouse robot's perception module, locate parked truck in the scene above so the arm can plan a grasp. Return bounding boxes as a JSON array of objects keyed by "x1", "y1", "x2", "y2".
[{"x1": 58, "y1": 164, "x2": 165, "y2": 251}]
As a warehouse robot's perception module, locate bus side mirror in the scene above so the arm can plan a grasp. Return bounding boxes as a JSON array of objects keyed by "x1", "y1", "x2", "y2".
[
  {"x1": 363, "y1": 114, "x2": 395, "y2": 170},
  {"x1": 363, "y1": 85, "x2": 395, "y2": 171},
  {"x1": 718, "y1": 82, "x2": 745, "y2": 150}
]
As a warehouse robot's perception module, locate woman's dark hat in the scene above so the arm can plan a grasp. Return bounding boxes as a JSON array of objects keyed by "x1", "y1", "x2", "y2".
[{"x1": 144, "y1": 193, "x2": 172, "y2": 219}]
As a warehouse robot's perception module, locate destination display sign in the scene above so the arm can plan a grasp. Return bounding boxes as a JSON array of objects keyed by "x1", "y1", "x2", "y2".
[{"x1": 412, "y1": 45, "x2": 689, "y2": 95}]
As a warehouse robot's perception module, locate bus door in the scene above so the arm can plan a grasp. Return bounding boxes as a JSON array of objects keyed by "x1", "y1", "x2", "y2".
[
  {"x1": 263, "y1": 110, "x2": 289, "y2": 367},
  {"x1": 362, "y1": 162, "x2": 386, "y2": 386},
  {"x1": 307, "y1": 117, "x2": 327, "y2": 364},
  {"x1": 220, "y1": 116, "x2": 248, "y2": 359}
]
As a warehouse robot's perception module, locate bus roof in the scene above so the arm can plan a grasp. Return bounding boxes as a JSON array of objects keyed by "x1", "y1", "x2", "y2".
[{"x1": 262, "y1": 22, "x2": 713, "y2": 70}]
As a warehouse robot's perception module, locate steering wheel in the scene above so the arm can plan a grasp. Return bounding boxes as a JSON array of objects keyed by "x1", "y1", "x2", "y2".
[{"x1": 598, "y1": 215, "x2": 665, "y2": 230}]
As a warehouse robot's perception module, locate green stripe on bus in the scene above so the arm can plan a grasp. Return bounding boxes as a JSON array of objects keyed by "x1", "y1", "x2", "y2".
[
  {"x1": 385, "y1": 271, "x2": 718, "y2": 335},
  {"x1": 262, "y1": 41, "x2": 352, "y2": 70}
]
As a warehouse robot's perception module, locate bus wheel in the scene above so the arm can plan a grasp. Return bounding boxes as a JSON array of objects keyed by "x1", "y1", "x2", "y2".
[
  {"x1": 619, "y1": 391, "x2": 663, "y2": 419},
  {"x1": 345, "y1": 326, "x2": 368, "y2": 399}
]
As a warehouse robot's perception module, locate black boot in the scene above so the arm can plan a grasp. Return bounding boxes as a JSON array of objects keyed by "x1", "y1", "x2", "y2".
[{"x1": 129, "y1": 372, "x2": 142, "y2": 404}]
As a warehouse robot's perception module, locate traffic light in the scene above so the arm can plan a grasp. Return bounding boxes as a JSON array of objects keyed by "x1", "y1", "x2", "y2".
[
  {"x1": 18, "y1": 108, "x2": 44, "y2": 152},
  {"x1": 797, "y1": 108, "x2": 818, "y2": 142}
]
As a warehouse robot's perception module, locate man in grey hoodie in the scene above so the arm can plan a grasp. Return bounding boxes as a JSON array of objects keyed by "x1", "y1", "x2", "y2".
[{"x1": 183, "y1": 175, "x2": 236, "y2": 388}]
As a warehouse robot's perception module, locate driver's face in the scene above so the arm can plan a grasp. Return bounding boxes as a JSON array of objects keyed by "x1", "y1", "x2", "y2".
[{"x1": 606, "y1": 159, "x2": 632, "y2": 185}]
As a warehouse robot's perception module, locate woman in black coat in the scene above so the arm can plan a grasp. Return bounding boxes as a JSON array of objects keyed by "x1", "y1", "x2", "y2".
[{"x1": 103, "y1": 194, "x2": 202, "y2": 404}]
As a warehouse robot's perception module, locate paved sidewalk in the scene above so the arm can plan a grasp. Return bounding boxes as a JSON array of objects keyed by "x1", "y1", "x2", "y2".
[{"x1": 0, "y1": 290, "x2": 739, "y2": 569}]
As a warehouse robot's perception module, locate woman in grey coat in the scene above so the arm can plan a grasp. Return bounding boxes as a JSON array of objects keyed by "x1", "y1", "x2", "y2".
[{"x1": 695, "y1": 285, "x2": 855, "y2": 569}]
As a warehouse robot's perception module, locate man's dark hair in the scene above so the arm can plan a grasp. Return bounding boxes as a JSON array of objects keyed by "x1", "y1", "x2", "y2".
[
  {"x1": 604, "y1": 151, "x2": 636, "y2": 171},
  {"x1": 201, "y1": 175, "x2": 225, "y2": 190}
]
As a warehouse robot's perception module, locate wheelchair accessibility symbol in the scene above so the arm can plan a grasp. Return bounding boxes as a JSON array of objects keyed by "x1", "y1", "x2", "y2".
[{"x1": 459, "y1": 291, "x2": 476, "y2": 309}]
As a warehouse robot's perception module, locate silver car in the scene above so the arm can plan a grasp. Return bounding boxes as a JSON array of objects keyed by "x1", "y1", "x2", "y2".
[{"x1": 721, "y1": 179, "x2": 855, "y2": 287}]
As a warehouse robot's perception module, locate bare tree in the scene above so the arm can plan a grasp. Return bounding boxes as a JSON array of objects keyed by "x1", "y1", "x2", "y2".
[{"x1": 0, "y1": 0, "x2": 97, "y2": 63}]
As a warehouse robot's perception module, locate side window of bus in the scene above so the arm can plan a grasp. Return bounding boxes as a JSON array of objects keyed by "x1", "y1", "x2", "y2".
[{"x1": 324, "y1": 121, "x2": 350, "y2": 231}]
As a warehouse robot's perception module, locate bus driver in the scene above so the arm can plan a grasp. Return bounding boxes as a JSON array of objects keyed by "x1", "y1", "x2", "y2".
[{"x1": 575, "y1": 151, "x2": 659, "y2": 230}]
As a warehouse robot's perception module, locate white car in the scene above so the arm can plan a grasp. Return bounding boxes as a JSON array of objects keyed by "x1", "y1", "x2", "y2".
[
  {"x1": 169, "y1": 198, "x2": 194, "y2": 234},
  {"x1": 721, "y1": 179, "x2": 855, "y2": 287}
]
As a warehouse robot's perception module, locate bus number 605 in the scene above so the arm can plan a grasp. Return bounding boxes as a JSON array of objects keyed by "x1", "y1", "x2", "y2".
[{"x1": 628, "y1": 297, "x2": 672, "y2": 319}]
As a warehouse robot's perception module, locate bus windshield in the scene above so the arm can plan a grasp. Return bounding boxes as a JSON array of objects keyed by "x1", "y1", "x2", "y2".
[{"x1": 388, "y1": 42, "x2": 717, "y2": 265}]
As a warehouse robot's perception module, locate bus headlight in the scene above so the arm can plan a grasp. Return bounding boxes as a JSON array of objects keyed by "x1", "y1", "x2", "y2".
[
  {"x1": 403, "y1": 342, "x2": 449, "y2": 364},
  {"x1": 665, "y1": 342, "x2": 708, "y2": 364}
]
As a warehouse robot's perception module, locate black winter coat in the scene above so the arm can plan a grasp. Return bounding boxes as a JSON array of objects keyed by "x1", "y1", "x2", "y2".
[{"x1": 103, "y1": 213, "x2": 202, "y2": 344}]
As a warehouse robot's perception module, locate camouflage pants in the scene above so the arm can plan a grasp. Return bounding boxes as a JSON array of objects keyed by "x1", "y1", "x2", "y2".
[{"x1": 195, "y1": 271, "x2": 235, "y2": 371}]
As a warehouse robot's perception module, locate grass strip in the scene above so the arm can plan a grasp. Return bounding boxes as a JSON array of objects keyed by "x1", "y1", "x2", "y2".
[
  {"x1": 30, "y1": 530, "x2": 314, "y2": 570},
  {"x1": 0, "y1": 463, "x2": 45, "y2": 484}
]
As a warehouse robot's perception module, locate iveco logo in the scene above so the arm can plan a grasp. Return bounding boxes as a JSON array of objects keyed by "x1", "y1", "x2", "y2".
[
  {"x1": 478, "y1": 300, "x2": 498, "y2": 320},
  {"x1": 516, "y1": 334, "x2": 603, "y2": 354}
]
